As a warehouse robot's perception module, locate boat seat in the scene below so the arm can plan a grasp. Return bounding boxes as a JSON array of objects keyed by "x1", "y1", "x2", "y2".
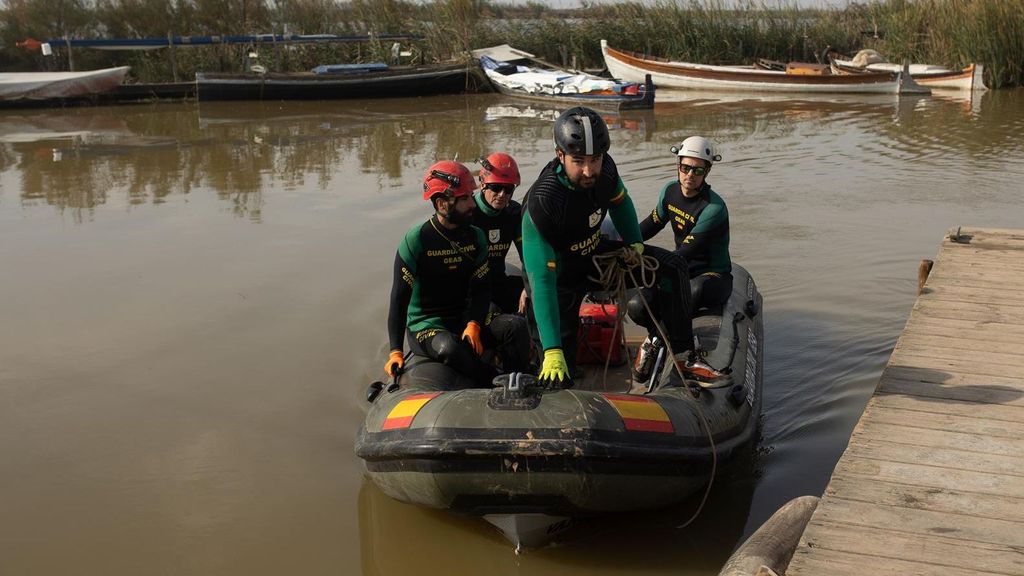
[{"x1": 693, "y1": 304, "x2": 724, "y2": 319}]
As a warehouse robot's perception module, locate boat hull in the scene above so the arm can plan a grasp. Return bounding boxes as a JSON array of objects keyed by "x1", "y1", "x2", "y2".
[
  {"x1": 195, "y1": 63, "x2": 483, "y2": 101},
  {"x1": 355, "y1": 265, "x2": 763, "y2": 525},
  {"x1": 831, "y1": 59, "x2": 986, "y2": 91},
  {"x1": 0, "y1": 66, "x2": 130, "y2": 101},
  {"x1": 601, "y1": 40, "x2": 926, "y2": 94}
]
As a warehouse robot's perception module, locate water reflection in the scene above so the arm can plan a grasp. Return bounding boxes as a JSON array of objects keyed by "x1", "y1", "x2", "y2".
[
  {"x1": 358, "y1": 453, "x2": 757, "y2": 575},
  {"x1": 5, "y1": 90, "x2": 1018, "y2": 223}
]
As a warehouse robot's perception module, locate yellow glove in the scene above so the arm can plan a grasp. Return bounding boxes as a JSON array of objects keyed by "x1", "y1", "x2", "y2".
[
  {"x1": 384, "y1": 350, "x2": 404, "y2": 377},
  {"x1": 631, "y1": 242, "x2": 645, "y2": 256},
  {"x1": 462, "y1": 321, "x2": 484, "y2": 356},
  {"x1": 538, "y1": 348, "x2": 570, "y2": 385}
]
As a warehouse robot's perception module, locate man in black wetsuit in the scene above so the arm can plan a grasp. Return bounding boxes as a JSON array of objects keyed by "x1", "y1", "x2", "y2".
[
  {"x1": 384, "y1": 160, "x2": 526, "y2": 386},
  {"x1": 473, "y1": 152, "x2": 526, "y2": 315},
  {"x1": 628, "y1": 137, "x2": 733, "y2": 382},
  {"x1": 521, "y1": 107, "x2": 717, "y2": 387}
]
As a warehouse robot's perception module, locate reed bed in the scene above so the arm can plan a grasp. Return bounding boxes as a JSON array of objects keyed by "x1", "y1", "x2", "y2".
[{"x1": 1, "y1": 0, "x2": 1020, "y2": 87}]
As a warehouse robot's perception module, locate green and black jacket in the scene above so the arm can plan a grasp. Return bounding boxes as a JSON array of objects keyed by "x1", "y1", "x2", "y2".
[
  {"x1": 522, "y1": 155, "x2": 642, "y2": 351},
  {"x1": 387, "y1": 216, "x2": 490, "y2": 352},
  {"x1": 640, "y1": 181, "x2": 731, "y2": 276},
  {"x1": 471, "y1": 194, "x2": 524, "y2": 283}
]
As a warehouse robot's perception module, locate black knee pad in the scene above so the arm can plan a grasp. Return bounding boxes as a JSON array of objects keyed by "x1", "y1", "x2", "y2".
[{"x1": 429, "y1": 332, "x2": 463, "y2": 363}]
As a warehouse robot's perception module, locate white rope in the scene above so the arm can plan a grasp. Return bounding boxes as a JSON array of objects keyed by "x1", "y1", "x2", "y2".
[{"x1": 588, "y1": 246, "x2": 718, "y2": 530}]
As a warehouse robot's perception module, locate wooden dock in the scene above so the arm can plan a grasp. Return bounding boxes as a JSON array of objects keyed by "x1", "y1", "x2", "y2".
[{"x1": 786, "y1": 227, "x2": 1024, "y2": 575}]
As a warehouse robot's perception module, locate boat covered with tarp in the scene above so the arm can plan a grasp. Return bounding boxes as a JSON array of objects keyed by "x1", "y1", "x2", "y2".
[
  {"x1": 473, "y1": 44, "x2": 654, "y2": 110},
  {"x1": 355, "y1": 263, "x2": 763, "y2": 549}
]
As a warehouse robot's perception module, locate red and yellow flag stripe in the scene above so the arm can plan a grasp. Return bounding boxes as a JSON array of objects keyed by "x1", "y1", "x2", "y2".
[
  {"x1": 381, "y1": 392, "x2": 440, "y2": 430},
  {"x1": 601, "y1": 393, "x2": 674, "y2": 433}
]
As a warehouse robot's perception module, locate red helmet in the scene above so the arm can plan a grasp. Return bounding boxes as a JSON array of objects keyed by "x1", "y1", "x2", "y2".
[
  {"x1": 422, "y1": 160, "x2": 477, "y2": 201},
  {"x1": 479, "y1": 152, "x2": 521, "y2": 186}
]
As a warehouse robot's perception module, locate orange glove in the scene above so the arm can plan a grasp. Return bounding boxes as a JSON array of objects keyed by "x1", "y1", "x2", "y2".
[
  {"x1": 384, "y1": 350, "x2": 404, "y2": 377},
  {"x1": 462, "y1": 321, "x2": 483, "y2": 356}
]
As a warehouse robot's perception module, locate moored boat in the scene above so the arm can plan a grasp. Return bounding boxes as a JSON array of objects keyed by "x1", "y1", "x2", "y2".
[
  {"x1": 829, "y1": 54, "x2": 986, "y2": 92},
  {"x1": 354, "y1": 263, "x2": 764, "y2": 549},
  {"x1": 195, "y1": 61, "x2": 485, "y2": 101},
  {"x1": 0, "y1": 66, "x2": 130, "y2": 102},
  {"x1": 601, "y1": 40, "x2": 929, "y2": 95},
  {"x1": 473, "y1": 44, "x2": 654, "y2": 110}
]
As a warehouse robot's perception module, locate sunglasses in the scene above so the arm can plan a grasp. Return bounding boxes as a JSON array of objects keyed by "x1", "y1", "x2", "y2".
[
  {"x1": 678, "y1": 164, "x2": 708, "y2": 176},
  {"x1": 484, "y1": 184, "x2": 515, "y2": 196}
]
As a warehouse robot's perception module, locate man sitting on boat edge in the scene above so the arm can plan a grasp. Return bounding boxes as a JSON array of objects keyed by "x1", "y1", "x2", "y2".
[
  {"x1": 628, "y1": 136, "x2": 732, "y2": 383},
  {"x1": 384, "y1": 160, "x2": 529, "y2": 387}
]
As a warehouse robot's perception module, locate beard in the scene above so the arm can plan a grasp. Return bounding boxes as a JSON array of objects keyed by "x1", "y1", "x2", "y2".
[{"x1": 446, "y1": 205, "x2": 474, "y2": 227}]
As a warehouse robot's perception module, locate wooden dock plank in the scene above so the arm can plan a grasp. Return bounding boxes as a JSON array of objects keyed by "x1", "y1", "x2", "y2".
[
  {"x1": 879, "y1": 376, "x2": 1024, "y2": 408},
  {"x1": 788, "y1": 545, "x2": 1015, "y2": 576},
  {"x1": 857, "y1": 405, "x2": 1024, "y2": 440},
  {"x1": 872, "y1": 392, "x2": 1024, "y2": 423},
  {"x1": 798, "y1": 521, "x2": 1024, "y2": 574},
  {"x1": 831, "y1": 454, "x2": 1024, "y2": 499},
  {"x1": 841, "y1": 438, "x2": 1024, "y2": 483},
  {"x1": 787, "y1": 228, "x2": 1024, "y2": 575},
  {"x1": 807, "y1": 498, "x2": 1024, "y2": 548},
  {"x1": 823, "y1": 474, "x2": 1024, "y2": 523}
]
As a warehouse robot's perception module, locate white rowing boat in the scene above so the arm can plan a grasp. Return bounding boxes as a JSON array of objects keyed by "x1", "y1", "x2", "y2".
[
  {"x1": 0, "y1": 66, "x2": 130, "y2": 101},
  {"x1": 601, "y1": 40, "x2": 929, "y2": 95}
]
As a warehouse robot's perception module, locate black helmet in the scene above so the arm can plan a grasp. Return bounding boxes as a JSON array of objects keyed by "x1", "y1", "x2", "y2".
[{"x1": 554, "y1": 106, "x2": 610, "y2": 156}]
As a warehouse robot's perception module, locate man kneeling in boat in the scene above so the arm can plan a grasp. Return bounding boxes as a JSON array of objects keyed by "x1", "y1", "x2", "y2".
[
  {"x1": 628, "y1": 136, "x2": 732, "y2": 383},
  {"x1": 522, "y1": 106, "x2": 721, "y2": 388},
  {"x1": 384, "y1": 161, "x2": 529, "y2": 386}
]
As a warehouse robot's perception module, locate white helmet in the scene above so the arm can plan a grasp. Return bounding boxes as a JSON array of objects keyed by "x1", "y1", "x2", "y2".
[{"x1": 671, "y1": 136, "x2": 722, "y2": 164}]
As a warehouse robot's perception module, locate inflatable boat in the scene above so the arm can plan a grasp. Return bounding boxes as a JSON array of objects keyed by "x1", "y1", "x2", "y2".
[{"x1": 355, "y1": 264, "x2": 763, "y2": 549}]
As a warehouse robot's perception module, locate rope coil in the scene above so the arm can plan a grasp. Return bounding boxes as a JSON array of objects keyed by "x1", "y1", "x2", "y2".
[{"x1": 587, "y1": 245, "x2": 718, "y2": 530}]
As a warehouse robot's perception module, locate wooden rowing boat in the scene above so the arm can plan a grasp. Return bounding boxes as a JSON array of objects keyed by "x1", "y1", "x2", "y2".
[
  {"x1": 600, "y1": 40, "x2": 929, "y2": 95},
  {"x1": 829, "y1": 57, "x2": 986, "y2": 92}
]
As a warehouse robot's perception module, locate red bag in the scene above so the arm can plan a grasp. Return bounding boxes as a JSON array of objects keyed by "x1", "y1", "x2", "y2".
[{"x1": 577, "y1": 303, "x2": 625, "y2": 365}]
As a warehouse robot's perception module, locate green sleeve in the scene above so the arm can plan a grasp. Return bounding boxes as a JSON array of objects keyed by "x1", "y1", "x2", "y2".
[
  {"x1": 522, "y1": 210, "x2": 561, "y2": 351},
  {"x1": 397, "y1": 226, "x2": 421, "y2": 274},
  {"x1": 639, "y1": 183, "x2": 671, "y2": 241},
  {"x1": 690, "y1": 202, "x2": 727, "y2": 234},
  {"x1": 608, "y1": 179, "x2": 642, "y2": 245}
]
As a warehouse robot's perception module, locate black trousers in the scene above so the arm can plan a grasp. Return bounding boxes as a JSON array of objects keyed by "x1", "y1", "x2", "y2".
[
  {"x1": 408, "y1": 328, "x2": 495, "y2": 386},
  {"x1": 491, "y1": 275, "x2": 525, "y2": 315}
]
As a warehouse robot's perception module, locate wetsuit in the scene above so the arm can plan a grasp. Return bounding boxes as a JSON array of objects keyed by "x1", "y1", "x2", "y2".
[
  {"x1": 641, "y1": 180, "x2": 732, "y2": 309},
  {"x1": 472, "y1": 193, "x2": 525, "y2": 315},
  {"x1": 470, "y1": 194, "x2": 532, "y2": 371},
  {"x1": 522, "y1": 156, "x2": 694, "y2": 369},
  {"x1": 387, "y1": 216, "x2": 496, "y2": 385}
]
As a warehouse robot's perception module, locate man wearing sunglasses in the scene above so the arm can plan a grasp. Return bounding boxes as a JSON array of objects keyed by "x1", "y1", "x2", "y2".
[
  {"x1": 522, "y1": 107, "x2": 703, "y2": 388},
  {"x1": 628, "y1": 136, "x2": 732, "y2": 383},
  {"x1": 474, "y1": 152, "x2": 528, "y2": 316},
  {"x1": 384, "y1": 160, "x2": 501, "y2": 386},
  {"x1": 468, "y1": 152, "x2": 533, "y2": 375}
]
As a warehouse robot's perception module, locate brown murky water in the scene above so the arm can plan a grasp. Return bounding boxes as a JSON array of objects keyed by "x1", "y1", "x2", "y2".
[{"x1": 2, "y1": 88, "x2": 1023, "y2": 575}]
